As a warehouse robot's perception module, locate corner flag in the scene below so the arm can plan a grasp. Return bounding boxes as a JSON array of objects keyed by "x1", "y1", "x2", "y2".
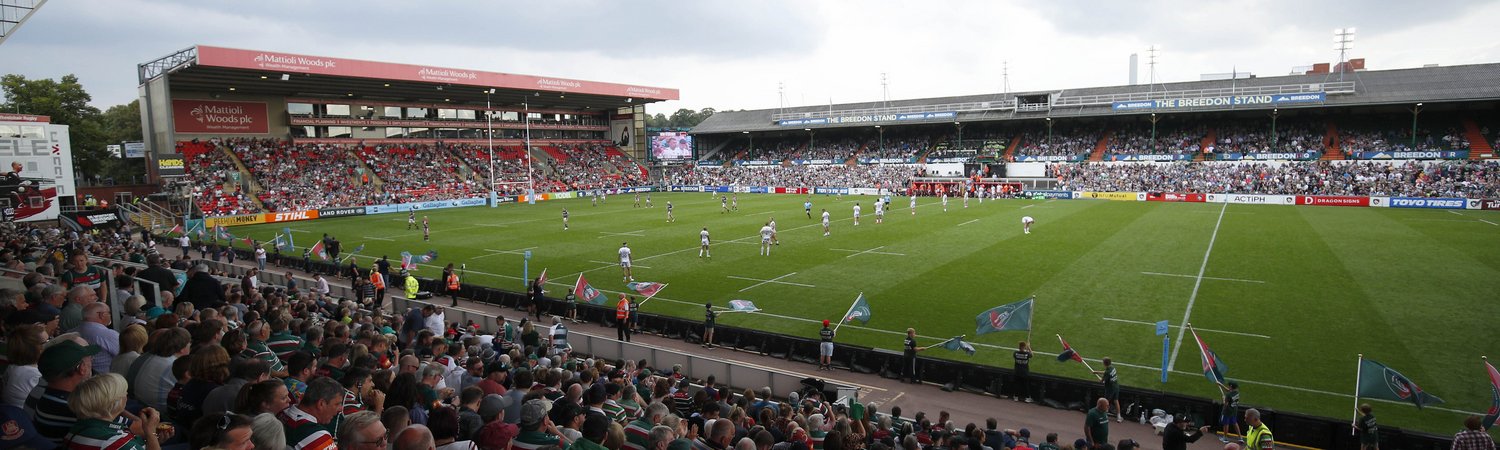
[
  {"x1": 310, "y1": 240, "x2": 329, "y2": 260},
  {"x1": 975, "y1": 297, "x2": 1033, "y2": 335},
  {"x1": 1483, "y1": 357, "x2": 1500, "y2": 430},
  {"x1": 626, "y1": 281, "x2": 666, "y2": 298}
]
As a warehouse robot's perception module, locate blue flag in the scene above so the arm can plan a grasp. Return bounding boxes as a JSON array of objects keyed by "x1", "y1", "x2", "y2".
[{"x1": 942, "y1": 336, "x2": 977, "y2": 356}]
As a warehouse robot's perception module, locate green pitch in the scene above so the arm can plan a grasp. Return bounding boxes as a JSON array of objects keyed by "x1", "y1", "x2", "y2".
[{"x1": 232, "y1": 192, "x2": 1500, "y2": 436}]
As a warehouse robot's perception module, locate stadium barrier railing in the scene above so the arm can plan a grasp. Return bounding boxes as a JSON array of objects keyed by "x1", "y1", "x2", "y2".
[{"x1": 204, "y1": 235, "x2": 1457, "y2": 450}]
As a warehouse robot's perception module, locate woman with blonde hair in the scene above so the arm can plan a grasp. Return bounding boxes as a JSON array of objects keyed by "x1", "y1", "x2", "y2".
[
  {"x1": 65, "y1": 373, "x2": 170, "y2": 450},
  {"x1": 110, "y1": 323, "x2": 150, "y2": 376}
]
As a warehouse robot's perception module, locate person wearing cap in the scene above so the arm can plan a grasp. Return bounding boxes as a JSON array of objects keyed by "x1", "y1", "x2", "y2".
[
  {"x1": 515, "y1": 399, "x2": 567, "y2": 449},
  {"x1": 0, "y1": 403, "x2": 57, "y2": 449},
  {"x1": 1162, "y1": 413, "x2": 1209, "y2": 450},
  {"x1": 475, "y1": 393, "x2": 518, "y2": 448},
  {"x1": 818, "y1": 320, "x2": 835, "y2": 371},
  {"x1": 1217, "y1": 381, "x2": 1241, "y2": 442},
  {"x1": 30, "y1": 337, "x2": 101, "y2": 444},
  {"x1": 476, "y1": 361, "x2": 509, "y2": 397},
  {"x1": 181, "y1": 263, "x2": 226, "y2": 311}
]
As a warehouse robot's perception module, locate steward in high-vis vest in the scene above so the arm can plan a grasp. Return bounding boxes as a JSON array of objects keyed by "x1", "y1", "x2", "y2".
[
  {"x1": 403, "y1": 270, "x2": 419, "y2": 300},
  {"x1": 447, "y1": 270, "x2": 461, "y2": 307},
  {"x1": 370, "y1": 264, "x2": 387, "y2": 310},
  {"x1": 1243, "y1": 408, "x2": 1274, "y2": 450},
  {"x1": 616, "y1": 295, "x2": 632, "y2": 342}
]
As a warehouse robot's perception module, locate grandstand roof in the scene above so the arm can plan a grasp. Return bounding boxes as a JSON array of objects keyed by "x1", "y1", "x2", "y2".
[
  {"x1": 692, "y1": 63, "x2": 1500, "y2": 134},
  {"x1": 140, "y1": 45, "x2": 678, "y2": 111}
]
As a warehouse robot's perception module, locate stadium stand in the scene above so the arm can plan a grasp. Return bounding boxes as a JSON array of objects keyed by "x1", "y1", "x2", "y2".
[
  {"x1": 229, "y1": 139, "x2": 383, "y2": 212},
  {"x1": 1053, "y1": 160, "x2": 1500, "y2": 198},
  {"x1": 182, "y1": 139, "x2": 261, "y2": 215}
]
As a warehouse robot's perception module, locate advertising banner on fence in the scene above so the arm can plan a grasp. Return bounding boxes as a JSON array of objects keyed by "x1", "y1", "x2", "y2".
[
  {"x1": 815, "y1": 187, "x2": 849, "y2": 195},
  {"x1": 1205, "y1": 194, "x2": 1296, "y2": 205},
  {"x1": 1025, "y1": 190, "x2": 1075, "y2": 199},
  {"x1": 1380, "y1": 197, "x2": 1467, "y2": 209},
  {"x1": 171, "y1": 99, "x2": 269, "y2": 134},
  {"x1": 1106, "y1": 154, "x2": 1194, "y2": 162},
  {"x1": 1471, "y1": 199, "x2": 1500, "y2": 210},
  {"x1": 62, "y1": 209, "x2": 122, "y2": 230},
  {"x1": 1351, "y1": 150, "x2": 1468, "y2": 160},
  {"x1": 1015, "y1": 155, "x2": 1087, "y2": 162},
  {"x1": 1082, "y1": 191, "x2": 1145, "y2": 201},
  {"x1": 264, "y1": 210, "x2": 320, "y2": 223},
  {"x1": 317, "y1": 206, "x2": 366, "y2": 218},
  {"x1": 1296, "y1": 195, "x2": 1369, "y2": 207},
  {"x1": 1146, "y1": 192, "x2": 1207, "y2": 202},
  {"x1": 777, "y1": 111, "x2": 956, "y2": 127},
  {"x1": 1112, "y1": 92, "x2": 1326, "y2": 111},
  {"x1": 1216, "y1": 151, "x2": 1320, "y2": 161},
  {"x1": 366, "y1": 197, "x2": 487, "y2": 215},
  {"x1": 205, "y1": 213, "x2": 267, "y2": 228}
]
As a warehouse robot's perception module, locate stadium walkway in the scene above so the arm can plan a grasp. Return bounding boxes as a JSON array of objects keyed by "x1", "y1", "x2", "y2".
[{"x1": 203, "y1": 248, "x2": 1226, "y2": 450}]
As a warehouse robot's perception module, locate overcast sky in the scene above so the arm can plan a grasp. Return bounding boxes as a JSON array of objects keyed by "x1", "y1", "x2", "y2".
[{"x1": 4, "y1": 0, "x2": 1498, "y2": 115}]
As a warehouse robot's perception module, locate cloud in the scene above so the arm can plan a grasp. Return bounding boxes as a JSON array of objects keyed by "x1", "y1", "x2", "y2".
[{"x1": 1, "y1": 0, "x2": 1496, "y2": 115}]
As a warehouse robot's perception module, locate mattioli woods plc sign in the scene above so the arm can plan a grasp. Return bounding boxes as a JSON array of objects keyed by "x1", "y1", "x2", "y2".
[{"x1": 173, "y1": 99, "x2": 269, "y2": 134}]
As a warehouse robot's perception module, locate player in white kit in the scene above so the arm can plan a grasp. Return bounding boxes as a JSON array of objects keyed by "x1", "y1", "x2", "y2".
[
  {"x1": 699, "y1": 227, "x2": 711, "y2": 257},
  {"x1": 768, "y1": 217, "x2": 779, "y2": 245},
  {"x1": 619, "y1": 242, "x2": 634, "y2": 281},
  {"x1": 942, "y1": 193, "x2": 949, "y2": 212},
  {"x1": 1022, "y1": 216, "x2": 1035, "y2": 234},
  {"x1": 759, "y1": 222, "x2": 774, "y2": 256},
  {"x1": 874, "y1": 200, "x2": 884, "y2": 224},
  {"x1": 666, "y1": 201, "x2": 675, "y2": 222},
  {"x1": 821, "y1": 209, "x2": 831, "y2": 236},
  {"x1": 963, "y1": 189, "x2": 970, "y2": 208},
  {"x1": 910, "y1": 194, "x2": 917, "y2": 215},
  {"x1": 852, "y1": 203, "x2": 862, "y2": 226}
]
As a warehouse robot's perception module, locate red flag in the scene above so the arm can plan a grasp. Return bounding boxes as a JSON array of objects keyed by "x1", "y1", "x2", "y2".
[
  {"x1": 1484, "y1": 358, "x2": 1500, "y2": 430},
  {"x1": 536, "y1": 268, "x2": 548, "y2": 286},
  {"x1": 1056, "y1": 335, "x2": 1084, "y2": 363}
]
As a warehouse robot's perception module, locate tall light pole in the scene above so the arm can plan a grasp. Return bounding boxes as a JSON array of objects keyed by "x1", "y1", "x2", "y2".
[
  {"x1": 1045, "y1": 117, "x2": 1053, "y2": 148},
  {"x1": 875, "y1": 125, "x2": 884, "y2": 155},
  {"x1": 1410, "y1": 103, "x2": 1423, "y2": 150},
  {"x1": 1269, "y1": 108, "x2": 1279, "y2": 152},
  {"x1": 742, "y1": 131, "x2": 751, "y2": 157},
  {"x1": 486, "y1": 88, "x2": 496, "y2": 207},
  {"x1": 525, "y1": 100, "x2": 534, "y2": 201},
  {"x1": 1149, "y1": 113, "x2": 1160, "y2": 154},
  {"x1": 954, "y1": 122, "x2": 963, "y2": 148},
  {"x1": 1334, "y1": 28, "x2": 1356, "y2": 83},
  {"x1": 805, "y1": 128, "x2": 814, "y2": 156}
]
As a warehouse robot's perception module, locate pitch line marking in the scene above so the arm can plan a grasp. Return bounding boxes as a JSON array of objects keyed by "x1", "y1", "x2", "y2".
[
  {"x1": 362, "y1": 236, "x2": 395, "y2": 241},
  {"x1": 483, "y1": 247, "x2": 537, "y2": 254},
  {"x1": 597, "y1": 230, "x2": 646, "y2": 238},
  {"x1": 732, "y1": 272, "x2": 814, "y2": 292},
  {"x1": 1140, "y1": 271, "x2": 1265, "y2": 284},
  {"x1": 831, "y1": 246, "x2": 906, "y2": 258},
  {"x1": 957, "y1": 219, "x2": 981, "y2": 227},
  {"x1": 1448, "y1": 210, "x2": 1499, "y2": 226},
  {"x1": 1021, "y1": 204, "x2": 1035, "y2": 209},
  {"x1": 590, "y1": 260, "x2": 651, "y2": 269},
  {"x1": 1103, "y1": 317, "x2": 1269, "y2": 339},
  {"x1": 1168, "y1": 202, "x2": 1228, "y2": 372}
]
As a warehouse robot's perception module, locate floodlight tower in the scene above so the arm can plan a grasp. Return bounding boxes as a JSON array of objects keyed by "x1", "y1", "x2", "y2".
[
  {"x1": 0, "y1": 0, "x2": 48, "y2": 46},
  {"x1": 1334, "y1": 28, "x2": 1356, "y2": 82}
]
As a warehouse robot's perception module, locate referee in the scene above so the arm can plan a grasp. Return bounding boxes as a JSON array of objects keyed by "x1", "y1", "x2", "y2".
[
  {"x1": 903, "y1": 328, "x2": 928, "y2": 383},
  {"x1": 818, "y1": 320, "x2": 835, "y2": 371}
]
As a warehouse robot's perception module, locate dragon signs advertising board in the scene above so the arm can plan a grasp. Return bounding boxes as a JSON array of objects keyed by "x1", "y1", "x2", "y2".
[
  {"x1": 172, "y1": 99, "x2": 269, "y2": 134},
  {"x1": 0, "y1": 122, "x2": 76, "y2": 222}
]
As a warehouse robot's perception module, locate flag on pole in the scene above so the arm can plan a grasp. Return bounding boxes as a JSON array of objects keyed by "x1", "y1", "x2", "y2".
[
  {"x1": 167, "y1": 224, "x2": 183, "y2": 236},
  {"x1": 626, "y1": 282, "x2": 666, "y2": 298},
  {"x1": 399, "y1": 251, "x2": 414, "y2": 269},
  {"x1": 242, "y1": 236, "x2": 254, "y2": 247},
  {"x1": 537, "y1": 268, "x2": 548, "y2": 286},
  {"x1": 215, "y1": 225, "x2": 232, "y2": 240},
  {"x1": 1056, "y1": 335, "x2": 1085, "y2": 363},
  {"x1": 195, "y1": 228, "x2": 205, "y2": 238},
  {"x1": 1357, "y1": 358, "x2": 1444, "y2": 409},
  {"x1": 1483, "y1": 357, "x2": 1500, "y2": 430},
  {"x1": 272, "y1": 235, "x2": 285, "y2": 250},
  {"x1": 309, "y1": 240, "x2": 329, "y2": 260},
  {"x1": 350, "y1": 244, "x2": 366, "y2": 254},
  {"x1": 573, "y1": 275, "x2": 608, "y2": 305},
  {"x1": 941, "y1": 336, "x2": 977, "y2": 356},
  {"x1": 419, "y1": 250, "x2": 438, "y2": 263},
  {"x1": 843, "y1": 293, "x2": 872, "y2": 325},
  {"x1": 726, "y1": 300, "x2": 759, "y2": 312},
  {"x1": 1191, "y1": 327, "x2": 1229, "y2": 385},
  {"x1": 283, "y1": 227, "x2": 295, "y2": 249},
  {"x1": 975, "y1": 297, "x2": 1033, "y2": 335}
]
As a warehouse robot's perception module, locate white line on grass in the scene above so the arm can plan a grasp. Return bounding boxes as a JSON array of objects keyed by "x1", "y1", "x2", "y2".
[
  {"x1": 732, "y1": 272, "x2": 814, "y2": 292},
  {"x1": 1102, "y1": 317, "x2": 1270, "y2": 339},
  {"x1": 831, "y1": 246, "x2": 907, "y2": 258},
  {"x1": 597, "y1": 230, "x2": 646, "y2": 238},
  {"x1": 1449, "y1": 210, "x2": 1499, "y2": 226},
  {"x1": 589, "y1": 260, "x2": 651, "y2": 269},
  {"x1": 1140, "y1": 271, "x2": 1265, "y2": 284},
  {"x1": 1021, "y1": 204, "x2": 1035, "y2": 209},
  {"x1": 1168, "y1": 202, "x2": 1228, "y2": 371},
  {"x1": 957, "y1": 219, "x2": 981, "y2": 227},
  {"x1": 362, "y1": 236, "x2": 395, "y2": 241}
]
